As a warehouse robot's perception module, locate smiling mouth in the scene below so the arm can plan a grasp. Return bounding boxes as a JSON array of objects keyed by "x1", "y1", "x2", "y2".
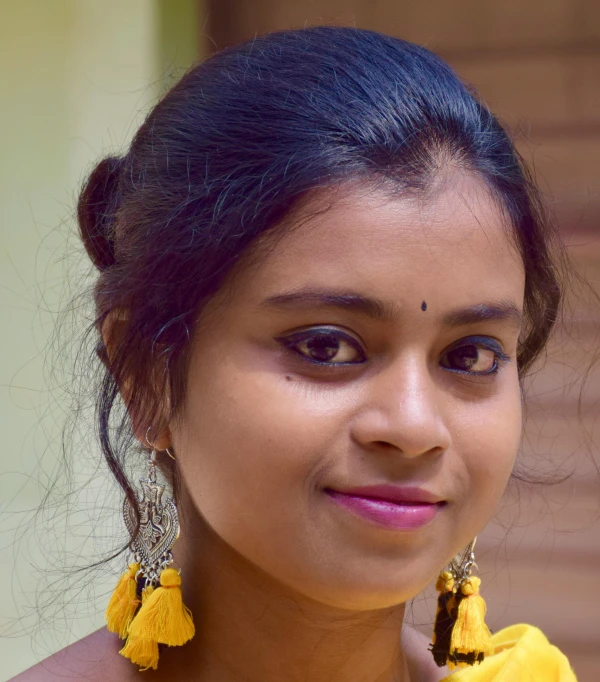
[{"x1": 324, "y1": 487, "x2": 446, "y2": 530}]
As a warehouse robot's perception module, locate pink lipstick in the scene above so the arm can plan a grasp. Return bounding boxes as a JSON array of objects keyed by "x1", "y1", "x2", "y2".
[{"x1": 325, "y1": 485, "x2": 444, "y2": 530}]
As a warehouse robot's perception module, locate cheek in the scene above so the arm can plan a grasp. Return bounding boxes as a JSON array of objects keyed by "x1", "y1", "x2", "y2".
[
  {"x1": 453, "y1": 376, "x2": 522, "y2": 531},
  {"x1": 173, "y1": 357, "x2": 347, "y2": 565}
]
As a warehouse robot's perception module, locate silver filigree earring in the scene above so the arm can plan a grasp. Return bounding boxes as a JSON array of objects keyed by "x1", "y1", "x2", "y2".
[
  {"x1": 105, "y1": 430, "x2": 194, "y2": 670},
  {"x1": 124, "y1": 439, "x2": 179, "y2": 586}
]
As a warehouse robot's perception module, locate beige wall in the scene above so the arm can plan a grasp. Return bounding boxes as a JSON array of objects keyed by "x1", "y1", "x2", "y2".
[{"x1": 0, "y1": 1, "x2": 199, "y2": 679}]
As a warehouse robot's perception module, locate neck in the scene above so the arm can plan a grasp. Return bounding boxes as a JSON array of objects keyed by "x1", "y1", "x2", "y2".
[{"x1": 162, "y1": 488, "x2": 412, "y2": 682}]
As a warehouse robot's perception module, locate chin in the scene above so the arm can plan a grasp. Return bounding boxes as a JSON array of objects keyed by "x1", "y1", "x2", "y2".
[
  {"x1": 278, "y1": 566, "x2": 435, "y2": 612},
  {"x1": 301, "y1": 585, "x2": 418, "y2": 612}
]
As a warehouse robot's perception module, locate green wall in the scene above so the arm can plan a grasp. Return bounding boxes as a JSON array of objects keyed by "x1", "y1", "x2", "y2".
[{"x1": 0, "y1": 1, "x2": 200, "y2": 677}]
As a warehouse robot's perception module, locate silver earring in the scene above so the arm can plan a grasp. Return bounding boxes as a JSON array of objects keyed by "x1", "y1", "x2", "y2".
[
  {"x1": 124, "y1": 440, "x2": 180, "y2": 587},
  {"x1": 449, "y1": 537, "x2": 477, "y2": 584},
  {"x1": 110, "y1": 432, "x2": 193, "y2": 671}
]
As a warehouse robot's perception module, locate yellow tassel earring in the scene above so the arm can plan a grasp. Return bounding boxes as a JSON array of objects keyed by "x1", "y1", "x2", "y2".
[
  {"x1": 430, "y1": 570, "x2": 456, "y2": 667},
  {"x1": 105, "y1": 561, "x2": 141, "y2": 638},
  {"x1": 105, "y1": 432, "x2": 195, "y2": 671},
  {"x1": 430, "y1": 538, "x2": 493, "y2": 670}
]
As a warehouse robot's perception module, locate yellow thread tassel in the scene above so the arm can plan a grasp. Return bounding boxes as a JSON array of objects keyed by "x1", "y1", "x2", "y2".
[
  {"x1": 118, "y1": 586, "x2": 159, "y2": 671},
  {"x1": 432, "y1": 571, "x2": 454, "y2": 646},
  {"x1": 105, "y1": 562, "x2": 141, "y2": 639},
  {"x1": 141, "y1": 584, "x2": 155, "y2": 604},
  {"x1": 128, "y1": 567, "x2": 195, "y2": 646},
  {"x1": 430, "y1": 571, "x2": 456, "y2": 667},
  {"x1": 119, "y1": 635, "x2": 159, "y2": 671},
  {"x1": 448, "y1": 576, "x2": 493, "y2": 670},
  {"x1": 435, "y1": 571, "x2": 454, "y2": 594}
]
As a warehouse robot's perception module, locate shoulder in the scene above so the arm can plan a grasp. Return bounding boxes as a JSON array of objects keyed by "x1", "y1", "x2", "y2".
[{"x1": 9, "y1": 628, "x2": 141, "y2": 682}]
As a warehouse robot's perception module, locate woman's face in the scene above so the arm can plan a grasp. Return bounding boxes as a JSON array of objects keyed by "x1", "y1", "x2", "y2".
[{"x1": 171, "y1": 173, "x2": 525, "y2": 610}]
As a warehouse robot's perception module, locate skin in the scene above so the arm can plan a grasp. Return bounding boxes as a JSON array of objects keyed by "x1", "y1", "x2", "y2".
[{"x1": 12, "y1": 172, "x2": 525, "y2": 682}]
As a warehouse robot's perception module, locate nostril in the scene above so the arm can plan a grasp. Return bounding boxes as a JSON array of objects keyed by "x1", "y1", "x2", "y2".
[{"x1": 373, "y1": 440, "x2": 395, "y2": 449}]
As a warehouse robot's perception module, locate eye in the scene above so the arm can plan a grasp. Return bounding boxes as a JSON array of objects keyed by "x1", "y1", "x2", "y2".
[
  {"x1": 440, "y1": 337, "x2": 509, "y2": 375},
  {"x1": 276, "y1": 327, "x2": 365, "y2": 365}
]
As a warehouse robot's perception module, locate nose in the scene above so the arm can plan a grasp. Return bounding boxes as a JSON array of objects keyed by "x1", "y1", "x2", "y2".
[{"x1": 351, "y1": 353, "x2": 452, "y2": 458}]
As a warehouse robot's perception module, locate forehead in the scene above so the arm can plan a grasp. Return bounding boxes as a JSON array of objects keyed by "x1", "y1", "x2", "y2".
[{"x1": 230, "y1": 174, "x2": 525, "y2": 314}]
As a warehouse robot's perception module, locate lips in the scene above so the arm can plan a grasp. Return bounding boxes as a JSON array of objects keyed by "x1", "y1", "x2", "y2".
[
  {"x1": 324, "y1": 485, "x2": 446, "y2": 530},
  {"x1": 329, "y1": 485, "x2": 444, "y2": 505}
]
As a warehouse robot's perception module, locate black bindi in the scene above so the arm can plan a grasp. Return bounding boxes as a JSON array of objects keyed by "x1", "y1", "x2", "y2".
[{"x1": 421, "y1": 301, "x2": 427, "y2": 311}]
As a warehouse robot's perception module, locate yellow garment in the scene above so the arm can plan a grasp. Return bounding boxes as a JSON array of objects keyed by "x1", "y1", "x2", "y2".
[{"x1": 440, "y1": 624, "x2": 577, "y2": 681}]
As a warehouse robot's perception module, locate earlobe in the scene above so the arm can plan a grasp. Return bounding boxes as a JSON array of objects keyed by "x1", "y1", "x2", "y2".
[{"x1": 144, "y1": 425, "x2": 173, "y2": 453}]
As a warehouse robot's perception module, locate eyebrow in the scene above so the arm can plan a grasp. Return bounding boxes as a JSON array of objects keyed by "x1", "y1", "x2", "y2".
[
  {"x1": 261, "y1": 289, "x2": 399, "y2": 322},
  {"x1": 442, "y1": 302, "x2": 523, "y2": 328},
  {"x1": 260, "y1": 288, "x2": 523, "y2": 329}
]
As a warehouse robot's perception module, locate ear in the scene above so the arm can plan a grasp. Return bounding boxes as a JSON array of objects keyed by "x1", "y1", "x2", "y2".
[{"x1": 100, "y1": 310, "x2": 173, "y2": 451}]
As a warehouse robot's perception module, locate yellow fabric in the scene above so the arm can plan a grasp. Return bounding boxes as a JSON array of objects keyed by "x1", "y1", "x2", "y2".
[{"x1": 440, "y1": 624, "x2": 577, "y2": 681}]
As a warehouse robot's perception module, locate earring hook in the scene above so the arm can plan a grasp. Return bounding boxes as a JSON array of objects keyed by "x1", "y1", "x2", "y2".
[{"x1": 145, "y1": 426, "x2": 176, "y2": 460}]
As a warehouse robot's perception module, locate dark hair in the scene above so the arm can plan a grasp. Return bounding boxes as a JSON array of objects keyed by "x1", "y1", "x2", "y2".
[{"x1": 77, "y1": 26, "x2": 561, "y2": 547}]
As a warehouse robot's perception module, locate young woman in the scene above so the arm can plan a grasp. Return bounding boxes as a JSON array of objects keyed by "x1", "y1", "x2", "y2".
[{"x1": 14, "y1": 26, "x2": 576, "y2": 682}]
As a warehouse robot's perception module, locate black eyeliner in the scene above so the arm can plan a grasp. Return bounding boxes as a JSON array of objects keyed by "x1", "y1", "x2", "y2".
[
  {"x1": 442, "y1": 335, "x2": 511, "y2": 376},
  {"x1": 274, "y1": 326, "x2": 366, "y2": 366}
]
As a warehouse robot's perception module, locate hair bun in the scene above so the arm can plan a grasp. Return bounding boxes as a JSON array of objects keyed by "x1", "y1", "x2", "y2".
[{"x1": 77, "y1": 156, "x2": 123, "y2": 271}]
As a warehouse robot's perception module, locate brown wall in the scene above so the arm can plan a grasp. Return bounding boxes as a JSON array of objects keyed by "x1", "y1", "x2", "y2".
[
  {"x1": 202, "y1": 3, "x2": 600, "y2": 680},
  {"x1": 205, "y1": 0, "x2": 600, "y2": 234}
]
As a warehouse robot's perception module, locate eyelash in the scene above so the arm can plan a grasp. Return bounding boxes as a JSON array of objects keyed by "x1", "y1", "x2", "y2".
[
  {"x1": 440, "y1": 336, "x2": 511, "y2": 376},
  {"x1": 276, "y1": 328, "x2": 510, "y2": 375},
  {"x1": 275, "y1": 327, "x2": 366, "y2": 366}
]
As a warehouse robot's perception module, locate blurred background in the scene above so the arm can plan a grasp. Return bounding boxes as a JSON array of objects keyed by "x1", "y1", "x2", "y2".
[{"x1": 0, "y1": 1, "x2": 598, "y2": 680}]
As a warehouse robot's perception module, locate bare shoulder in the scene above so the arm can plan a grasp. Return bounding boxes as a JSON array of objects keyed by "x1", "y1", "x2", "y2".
[
  {"x1": 9, "y1": 628, "x2": 139, "y2": 682},
  {"x1": 11, "y1": 624, "x2": 446, "y2": 682},
  {"x1": 402, "y1": 625, "x2": 449, "y2": 682}
]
